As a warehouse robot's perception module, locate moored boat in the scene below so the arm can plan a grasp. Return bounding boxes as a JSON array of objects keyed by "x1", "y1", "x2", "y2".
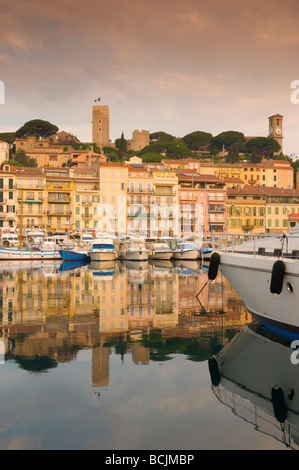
[
  {"x1": 148, "y1": 241, "x2": 174, "y2": 260},
  {"x1": 88, "y1": 238, "x2": 117, "y2": 261},
  {"x1": 0, "y1": 240, "x2": 61, "y2": 260},
  {"x1": 121, "y1": 238, "x2": 149, "y2": 261},
  {"x1": 58, "y1": 247, "x2": 90, "y2": 262},
  {"x1": 172, "y1": 241, "x2": 199, "y2": 260},
  {"x1": 210, "y1": 225, "x2": 299, "y2": 338}
]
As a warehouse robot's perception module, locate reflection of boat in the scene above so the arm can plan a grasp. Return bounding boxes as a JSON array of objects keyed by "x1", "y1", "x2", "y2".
[
  {"x1": 89, "y1": 260, "x2": 116, "y2": 277},
  {"x1": 172, "y1": 242, "x2": 199, "y2": 260},
  {"x1": 88, "y1": 238, "x2": 117, "y2": 262},
  {"x1": 121, "y1": 238, "x2": 149, "y2": 261},
  {"x1": 216, "y1": 226, "x2": 299, "y2": 338},
  {"x1": 59, "y1": 260, "x2": 88, "y2": 272},
  {"x1": 209, "y1": 323, "x2": 299, "y2": 449},
  {"x1": 173, "y1": 260, "x2": 201, "y2": 273},
  {"x1": 149, "y1": 259, "x2": 174, "y2": 270},
  {"x1": 88, "y1": 260, "x2": 116, "y2": 279}
]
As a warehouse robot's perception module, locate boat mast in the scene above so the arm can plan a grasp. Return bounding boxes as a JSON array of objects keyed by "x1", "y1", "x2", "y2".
[{"x1": 19, "y1": 188, "x2": 23, "y2": 249}]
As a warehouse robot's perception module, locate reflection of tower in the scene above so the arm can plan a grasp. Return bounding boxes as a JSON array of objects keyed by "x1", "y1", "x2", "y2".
[
  {"x1": 92, "y1": 338, "x2": 109, "y2": 387},
  {"x1": 92, "y1": 105, "x2": 110, "y2": 149},
  {"x1": 268, "y1": 114, "x2": 283, "y2": 154}
]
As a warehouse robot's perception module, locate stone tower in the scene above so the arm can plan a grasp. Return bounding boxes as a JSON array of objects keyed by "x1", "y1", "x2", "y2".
[
  {"x1": 131, "y1": 130, "x2": 150, "y2": 151},
  {"x1": 92, "y1": 105, "x2": 110, "y2": 149},
  {"x1": 268, "y1": 114, "x2": 283, "y2": 154}
]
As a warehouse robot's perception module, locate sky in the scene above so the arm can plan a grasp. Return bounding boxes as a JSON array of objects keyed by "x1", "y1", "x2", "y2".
[{"x1": 1, "y1": 0, "x2": 299, "y2": 156}]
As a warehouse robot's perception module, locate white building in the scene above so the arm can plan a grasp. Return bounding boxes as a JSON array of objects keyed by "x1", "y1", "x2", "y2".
[{"x1": 0, "y1": 141, "x2": 9, "y2": 164}]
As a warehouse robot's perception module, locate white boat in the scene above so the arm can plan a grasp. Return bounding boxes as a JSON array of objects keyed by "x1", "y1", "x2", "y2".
[
  {"x1": 0, "y1": 232, "x2": 19, "y2": 247},
  {"x1": 148, "y1": 241, "x2": 174, "y2": 260},
  {"x1": 26, "y1": 229, "x2": 46, "y2": 244},
  {"x1": 121, "y1": 238, "x2": 149, "y2": 261},
  {"x1": 209, "y1": 225, "x2": 299, "y2": 339},
  {"x1": 172, "y1": 241, "x2": 199, "y2": 260},
  {"x1": 0, "y1": 240, "x2": 61, "y2": 260},
  {"x1": 88, "y1": 238, "x2": 117, "y2": 261},
  {"x1": 209, "y1": 323, "x2": 299, "y2": 449}
]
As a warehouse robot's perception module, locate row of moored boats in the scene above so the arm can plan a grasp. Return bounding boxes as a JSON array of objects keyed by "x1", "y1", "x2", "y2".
[{"x1": 0, "y1": 230, "x2": 214, "y2": 262}]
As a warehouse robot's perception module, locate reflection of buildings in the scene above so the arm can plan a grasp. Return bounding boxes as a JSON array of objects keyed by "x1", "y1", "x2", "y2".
[{"x1": 0, "y1": 261, "x2": 252, "y2": 388}]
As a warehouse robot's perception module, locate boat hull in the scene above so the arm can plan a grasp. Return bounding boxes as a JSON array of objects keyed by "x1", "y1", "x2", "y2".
[
  {"x1": 172, "y1": 249, "x2": 199, "y2": 260},
  {"x1": 149, "y1": 251, "x2": 173, "y2": 260},
  {"x1": 59, "y1": 249, "x2": 89, "y2": 262},
  {"x1": 89, "y1": 251, "x2": 117, "y2": 262},
  {"x1": 123, "y1": 250, "x2": 149, "y2": 261},
  {"x1": 219, "y1": 252, "x2": 299, "y2": 338},
  {"x1": 0, "y1": 247, "x2": 61, "y2": 260}
]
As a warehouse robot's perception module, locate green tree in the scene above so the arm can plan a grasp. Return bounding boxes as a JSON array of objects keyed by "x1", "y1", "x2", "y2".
[
  {"x1": 115, "y1": 132, "x2": 127, "y2": 160},
  {"x1": 14, "y1": 149, "x2": 38, "y2": 167},
  {"x1": 182, "y1": 131, "x2": 213, "y2": 150},
  {"x1": 226, "y1": 143, "x2": 240, "y2": 163},
  {"x1": 150, "y1": 131, "x2": 176, "y2": 143},
  {"x1": 211, "y1": 131, "x2": 246, "y2": 152},
  {"x1": 15, "y1": 119, "x2": 59, "y2": 140},
  {"x1": 249, "y1": 150, "x2": 262, "y2": 163},
  {"x1": 244, "y1": 137, "x2": 281, "y2": 157},
  {"x1": 0, "y1": 132, "x2": 16, "y2": 144}
]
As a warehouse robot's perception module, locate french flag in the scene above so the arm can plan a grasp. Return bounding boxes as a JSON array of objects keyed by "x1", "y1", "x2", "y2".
[{"x1": 94, "y1": 97, "x2": 101, "y2": 102}]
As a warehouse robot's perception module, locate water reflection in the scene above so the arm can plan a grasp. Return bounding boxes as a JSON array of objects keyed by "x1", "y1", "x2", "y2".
[
  {"x1": 209, "y1": 323, "x2": 299, "y2": 449},
  {"x1": 0, "y1": 259, "x2": 250, "y2": 379}
]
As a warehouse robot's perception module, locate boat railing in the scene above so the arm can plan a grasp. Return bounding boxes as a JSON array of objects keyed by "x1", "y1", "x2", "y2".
[{"x1": 211, "y1": 232, "x2": 279, "y2": 256}]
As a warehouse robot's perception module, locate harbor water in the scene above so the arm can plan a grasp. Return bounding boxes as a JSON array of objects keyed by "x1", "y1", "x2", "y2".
[{"x1": 0, "y1": 259, "x2": 295, "y2": 450}]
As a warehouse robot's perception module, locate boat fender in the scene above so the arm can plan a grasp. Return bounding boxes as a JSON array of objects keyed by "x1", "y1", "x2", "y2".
[
  {"x1": 270, "y1": 259, "x2": 285, "y2": 297},
  {"x1": 208, "y1": 356, "x2": 221, "y2": 387},
  {"x1": 208, "y1": 252, "x2": 221, "y2": 281},
  {"x1": 271, "y1": 385, "x2": 287, "y2": 423}
]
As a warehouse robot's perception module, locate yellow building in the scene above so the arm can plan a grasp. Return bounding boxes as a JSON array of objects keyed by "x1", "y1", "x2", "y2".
[
  {"x1": 152, "y1": 170, "x2": 179, "y2": 237},
  {"x1": 226, "y1": 186, "x2": 266, "y2": 234},
  {"x1": 98, "y1": 163, "x2": 128, "y2": 235},
  {"x1": 262, "y1": 187, "x2": 299, "y2": 233},
  {"x1": 44, "y1": 168, "x2": 74, "y2": 232},
  {"x1": 0, "y1": 163, "x2": 17, "y2": 229},
  {"x1": 200, "y1": 160, "x2": 293, "y2": 189},
  {"x1": 127, "y1": 164, "x2": 153, "y2": 235},
  {"x1": 72, "y1": 168, "x2": 100, "y2": 231},
  {"x1": 15, "y1": 167, "x2": 46, "y2": 229}
]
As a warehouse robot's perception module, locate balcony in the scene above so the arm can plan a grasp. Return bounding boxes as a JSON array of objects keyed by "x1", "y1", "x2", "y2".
[
  {"x1": 242, "y1": 224, "x2": 254, "y2": 231},
  {"x1": 154, "y1": 190, "x2": 175, "y2": 197},
  {"x1": 47, "y1": 210, "x2": 71, "y2": 216},
  {"x1": 127, "y1": 188, "x2": 153, "y2": 194}
]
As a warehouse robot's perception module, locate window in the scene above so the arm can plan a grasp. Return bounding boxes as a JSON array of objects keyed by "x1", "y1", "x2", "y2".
[{"x1": 9, "y1": 179, "x2": 13, "y2": 189}]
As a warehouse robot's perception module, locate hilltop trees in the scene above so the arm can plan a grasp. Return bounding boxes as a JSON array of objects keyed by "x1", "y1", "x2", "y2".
[
  {"x1": 182, "y1": 131, "x2": 213, "y2": 150},
  {"x1": 244, "y1": 137, "x2": 281, "y2": 157},
  {"x1": 15, "y1": 119, "x2": 58, "y2": 140},
  {"x1": 211, "y1": 131, "x2": 246, "y2": 152}
]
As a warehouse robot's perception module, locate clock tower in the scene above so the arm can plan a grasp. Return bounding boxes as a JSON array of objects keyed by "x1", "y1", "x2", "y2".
[{"x1": 268, "y1": 114, "x2": 283, "y2": 154}]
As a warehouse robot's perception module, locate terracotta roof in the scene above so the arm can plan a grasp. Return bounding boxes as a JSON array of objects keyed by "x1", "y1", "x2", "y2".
[{"x1": 227, "y1": 185, "x2": 299, "y2": 196}]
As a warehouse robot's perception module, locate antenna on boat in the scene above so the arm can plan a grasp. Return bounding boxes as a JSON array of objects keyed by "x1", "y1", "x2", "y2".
[{"x1": 19, "y1": 189, "x2": 23, "y2": 250}]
